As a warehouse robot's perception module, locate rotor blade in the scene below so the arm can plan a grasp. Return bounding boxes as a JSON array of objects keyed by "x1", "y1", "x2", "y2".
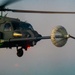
[
  {"x1": 0, "y1": 0, "x2": 20, "y2": 8},
  {"x1": 4, "y1": 9, "x2": 75, "y2": 14}
]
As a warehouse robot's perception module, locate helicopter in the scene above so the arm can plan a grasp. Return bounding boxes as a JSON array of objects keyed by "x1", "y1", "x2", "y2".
[{"x1": 0, "y1": 0, "x2": 75, "y2": 57}]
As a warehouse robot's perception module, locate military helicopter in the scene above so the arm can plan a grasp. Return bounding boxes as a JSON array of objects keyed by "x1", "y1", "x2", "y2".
[{"x1": 0, "y1": 0, "x2": 75, "y2": 57}]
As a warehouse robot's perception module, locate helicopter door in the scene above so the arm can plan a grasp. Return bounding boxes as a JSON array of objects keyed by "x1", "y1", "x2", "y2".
[{"x1": 3, "y1": 23, "x2": 13, "y2": 40}]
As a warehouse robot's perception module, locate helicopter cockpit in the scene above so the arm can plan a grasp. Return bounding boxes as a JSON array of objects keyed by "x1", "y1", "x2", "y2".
[
  {"x1": 4, "y1": 23, "x2": 12, "y2": 31},
  {"x1": 11, "y1": 21, "x2": 34, "y2": 31}
]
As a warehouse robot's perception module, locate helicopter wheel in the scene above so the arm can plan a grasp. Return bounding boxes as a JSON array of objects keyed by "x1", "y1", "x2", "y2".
[{"x1": 17, "y1": 48, "x2": 24, "y2": 57}]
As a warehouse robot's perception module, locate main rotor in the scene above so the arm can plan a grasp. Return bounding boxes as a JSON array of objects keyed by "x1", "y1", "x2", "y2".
[{"x1": 0, "y1": 0, "x2": 75, "y2": 15}]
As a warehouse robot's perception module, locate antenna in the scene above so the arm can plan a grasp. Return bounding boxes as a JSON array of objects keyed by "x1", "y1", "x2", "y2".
[{"x1": 1, "y1": 11, "x2": 3, "y2": 17}]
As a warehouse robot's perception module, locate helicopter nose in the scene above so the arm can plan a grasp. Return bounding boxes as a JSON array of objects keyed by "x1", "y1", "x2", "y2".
[
  {"x1": 36, "y1": 33, "x2": 42, "y2": 41},
  {"x1": 38, "y1": 34, "x2": 42, "y2": 37}
]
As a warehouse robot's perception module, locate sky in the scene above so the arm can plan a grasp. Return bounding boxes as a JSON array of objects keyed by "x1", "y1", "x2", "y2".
[{"x1": 0, "y1": 0, "x2": 75, "y2": 75}]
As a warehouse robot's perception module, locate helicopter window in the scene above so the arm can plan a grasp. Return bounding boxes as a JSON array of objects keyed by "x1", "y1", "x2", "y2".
[
  {"x1": 11, "y1": 21, "x2": 20, "y2": 30},
  {"x1": 12, "y1": 21, "x2": 34, "y2": 30},
  {"x1": 19, "y1": 22, "x2": 34, "y2": 30},
  {"x1": 4, "y1": 23, "x2": 12, "y2": 31},
  {"x1": 29, "y1": 25, "x2": 33, "y2": 30}
]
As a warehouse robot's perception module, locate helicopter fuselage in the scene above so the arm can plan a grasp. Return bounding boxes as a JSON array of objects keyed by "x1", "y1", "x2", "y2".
[{"x1": 0, "y1": 17, "x2": 42, "y2": 50}]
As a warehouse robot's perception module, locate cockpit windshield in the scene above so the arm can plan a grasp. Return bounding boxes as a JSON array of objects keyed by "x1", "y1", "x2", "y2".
[{"x1": 11, "y1": 21, "x2": 34, "y2": 30}]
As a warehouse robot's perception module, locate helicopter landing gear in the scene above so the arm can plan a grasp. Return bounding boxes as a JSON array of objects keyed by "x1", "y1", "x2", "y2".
[
  {"x1": 24, "y1": 47, "x2": 27, "y2": 51},
  {"x1": 16, "y1": 47, "x2": 24, "y2": 57}
]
